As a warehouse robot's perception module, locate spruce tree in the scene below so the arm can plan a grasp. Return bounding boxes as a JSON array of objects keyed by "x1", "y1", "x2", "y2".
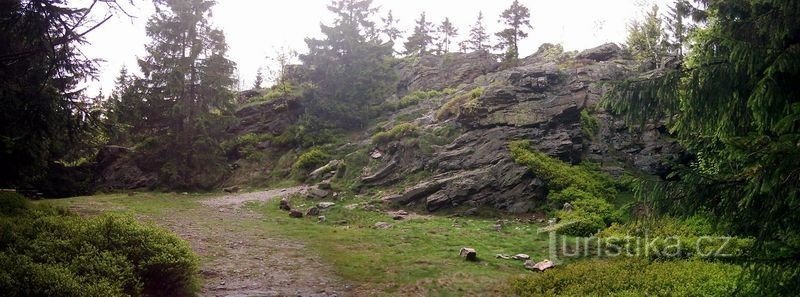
[
  {"x1": 0, "y1": 0, "x2": 125, "y2": 189},
  {"x1": 116, "y1": 0, "x2": 236, "y2": 189},
  {"x1": 466, "y1": 11, "x2": 491, "y2": 52},
  {"x1": 404, "y1": 12, "x2": 434, "y2": 56},
  {"x1": 608, "y1": 0, "x2": 800, "y2": 293},
  {"x1": 436, "y1": 17, "x2": 458, "y2": 54},
  {"x1": 495, "y1": 0, "x2": 532, "y2": 61},
  {"x1": 380, "y1": 10, "x2": 403, "y2": 44},
  {"x1": 664, "y1": 0, "x2": 693, "y2": 59},
  {"x1": 625, "y1": 5, "x2": 669, "y2": 69},
  {"x1": 301, "y1": 0, "x2": 395, "y2": 128}
]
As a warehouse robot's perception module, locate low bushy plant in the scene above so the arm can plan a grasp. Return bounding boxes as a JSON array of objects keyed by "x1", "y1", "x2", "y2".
[
  {"x1": 293, "y1": 147, "x2": 330, "y2": 171},
  {"x1": 371, "y1": 123, "x2": 419, "y2": 145},
  {"x1": 0, "y1": 195, "x2": 199, "y2": 297},
  {"x1": 510, "y1": 141, "x2": 625, "y2": 236},
  {"x1": 508, "y1": 258, "x2": 746, "y2": 296}
]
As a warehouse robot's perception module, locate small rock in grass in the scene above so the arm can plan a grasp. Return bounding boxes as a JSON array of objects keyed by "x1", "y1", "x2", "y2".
[
  {"x1": 463, "y1": 208, "x2": 479, "y2": 216},
  {"x1": 392, "y1": 215, "x2": 404, "y2": 220},
  {"x1": 289, "y1": 209, "x2": 303, "y2": 218},
  {"x1": 279, "y1": 198, "x2": 291, "y2": 211},
  {"x1": 493, "y1": 224, "x2": 503, "y2": 231},
  {"x1": 524, "y1": 259, "x2": 555, "y2": 272},
  {"x1": 459, "y1": 247, "x2": 477, "y2": 261},
  {"x1": 317, "y1": 180, "x2": 332, "y2": 190},
  {"x1": 512, "y1": 254, "x2": 530, "y2": 260},
  {"x1": 317, "y1": 202, "x2": 336, "y2": 209},
  {"x1": 317, "y1": 216, "x2": 327, "y2": 222},
  {"x1": 397, "y1": 210, "x2": 409, "y2": 216},
  {"x1": 496, "y1": 254, "x2": 511, "y2": 260},
  {"x1": 374, "y1": 222, "x2": 393, "y2": 229},
  {"x1": 306, "y1": 207, "x2": 320, "y2": 216}
]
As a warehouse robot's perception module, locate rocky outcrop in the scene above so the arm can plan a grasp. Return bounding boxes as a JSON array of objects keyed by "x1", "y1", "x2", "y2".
[
  {"x1": 367, "y1": 44, "x2": 680, "y2": 213},
  {"x1": 229, "y1": 98, "x2": 302, "y2": 136},
  {"x1": 95, "y1": 145, "x2": 158, "y2": 191},
  {"x1": 395, "y1": 51, "x2": 500, "y2": 94}
]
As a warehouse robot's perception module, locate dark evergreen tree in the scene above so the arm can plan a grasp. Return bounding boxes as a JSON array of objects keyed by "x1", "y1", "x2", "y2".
[
  {"x1": 109, "y1": 0, "x2": 236, "y2": 189},
  {"x1": 404, "y1": 12, "x2": 434, "y2": 56},
  {"x1": 664, "y1": 0, "x2": 693, "y2": 60},
  {"x1": 466, "y1": 11, "x2": 491, "y2": 52},
  {"x1": 625, "y1": 5, "x2": 669, "y2": 69},
  {"x1": 608, "y1": 0, "x2": 800, "y2": 293},
  {"x1": 495, "y1": 0, "x2": 532, "y2": 61},
  {"x1": 301, "y1": 0, "x2": 395, "y2": 128},
  {"x1": 0, "y1": 0, "x2": 125, "y2": 190},
  {"x1": 380, "y1": 10, "x2": 403, "y2": 44},
  {"x1": 435, "y1": 17, "x2": 458, "y2": 54},
  {"x1": 254, "y1": 67, "x2": 264, "y2": 89}
]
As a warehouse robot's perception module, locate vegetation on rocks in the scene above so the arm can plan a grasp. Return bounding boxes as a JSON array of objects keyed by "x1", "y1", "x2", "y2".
[
  {"x1": 371, "y1": 123, "x2": 420, "y2": 145},
  {"x1": 436, "y1": 87, "x2": 485, "y2": 120}
]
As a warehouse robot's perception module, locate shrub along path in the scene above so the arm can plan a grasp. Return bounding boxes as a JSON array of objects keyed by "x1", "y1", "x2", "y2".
[{"x1": 56, "y1": 188, "x2": 345, "y2": 297}]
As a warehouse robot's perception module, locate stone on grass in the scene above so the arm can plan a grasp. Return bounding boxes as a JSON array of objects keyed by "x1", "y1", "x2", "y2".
[
  {"x1": 223, "y1": 186, "x2": 240, "y2": 193},
  {"x1": 317, "y1": 216, "x2": 327, "y2": 222},
  {"x1": 496, "y1": 254, "x2": 511, "y2": 260},
  {"x1": 317, "y1": 202, "x2": 336, "y2": 209},
  {"x1": 306, "y1": 207, "x2": 320, "y2": 216},
  {"x1": 289, "y1": 209, "x2": 303, "y2": 218},
  {"x1": 392, "y1": 215, "x2": 404, "y2": 220},
  {"x1": 397, "y1": 210, "x2": 409, "y2": 216},
  {"x1": 459, "y1": 247, "x2": 477, "y2": 261},
  {"x1": 463, "y1": 208, "x2": 479, "y2": 216},
  {"x1": 512, "y1": 254, "x2": 530, "y2": 260},
  {"x1": 279, "y1": 198, "x2": 291, "y2": 211},
  {"x1": 524, "y1": 259, "x2": 555, "y2": 272},
  {"x1": 317, "y1": 180, "x2": 332, "y2": 190},
  {"x1": 374, "y1": 222, "x2": 393, "y2": 229},
  {"x1": 308, "y1": 188, "x2": 331, "y2": 199}
]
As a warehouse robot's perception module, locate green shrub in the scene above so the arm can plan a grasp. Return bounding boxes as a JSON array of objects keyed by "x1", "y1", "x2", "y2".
[
  {"x1": 510, "y1": 141, "x2": 626, "y2": 236},
  {"x1": 580, "y1": 109, "x2": 599, "y2": 138},
  {"x1": 597, "y1": 216, "x2": 754, "y2": 260},
  {"x1": 293, "y1": 148, "x2": 329, "y2": 171},
  {"x1": 508, "y1": 258, "x2": 746, "y2": 297},
  {"x1": 556, "y1": 197, "x2": 614, "y2": 236},
  {"x1": 0, "y1": 192, "x2": 29, "y2": 216},
  {"x1": 0, "y1": 206, "x2": 199, "y2": 297},
  {"x1": 371, "y1": 123, "x2": 419, "y2": 145},
  {"x1": 436, "y1": 87, "x2": 484, "y2": 120}
]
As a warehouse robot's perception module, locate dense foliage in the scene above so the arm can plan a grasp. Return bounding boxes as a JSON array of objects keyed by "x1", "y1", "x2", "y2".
[
  {"x1": 0, "y1": 1, "x2": 120, "y2": 191},
  {"x1": 300, "y1": 0, "x2": 396, "y2": 129},
  {"x1": 510, "y1": 141, "x2": 625, "y2": 236},
  {"x1": 0, "y1": 192, "x2": 199, "y2": 296},
  {"x1": 608, "y1": 0, "x2": 800, "y2": 293},
  {"x1": 104, "y1": 0, "x2": 236, "y2": 190}
]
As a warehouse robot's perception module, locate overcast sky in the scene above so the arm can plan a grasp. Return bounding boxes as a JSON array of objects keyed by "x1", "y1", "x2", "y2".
[{"x1": 78, "y1": 0, "x2": 667, "y2": 95}]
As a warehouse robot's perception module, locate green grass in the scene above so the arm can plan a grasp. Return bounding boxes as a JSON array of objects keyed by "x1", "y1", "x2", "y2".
[{"x1": 248, "y1": 195, "x2": 550, "y2": 295}]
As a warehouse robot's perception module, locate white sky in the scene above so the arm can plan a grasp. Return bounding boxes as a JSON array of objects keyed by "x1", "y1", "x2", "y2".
[{"x1": 77, "y1": 0, "x2": 667, "y2": 95}]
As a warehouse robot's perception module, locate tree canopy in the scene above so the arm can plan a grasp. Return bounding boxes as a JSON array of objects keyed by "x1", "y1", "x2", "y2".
[{"x1": 608, "y1": 0, "x2": 800, "y2": 293}]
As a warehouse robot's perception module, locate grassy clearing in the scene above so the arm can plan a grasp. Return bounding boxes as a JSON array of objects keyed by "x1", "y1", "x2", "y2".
[{"x1": 248, "y1": 195, "x2": 551, "y2": 295}]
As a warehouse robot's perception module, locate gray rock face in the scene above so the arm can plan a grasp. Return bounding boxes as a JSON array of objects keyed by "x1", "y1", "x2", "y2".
[
  {"x1": 395, "y1": 51, "x2": 500, "y2": 93},
  {"x1": 577, "y1": 43, "x2": 622, "y2": 62},
  {"x1": 230, "y1": 98, "x2": 302, "y2": 136},
  {"x1": 95, "y1": 145, "x2": 158, "y2": 191},
  {"x1": 368, "y1": 43, "x2": 680, "y2": 214}
]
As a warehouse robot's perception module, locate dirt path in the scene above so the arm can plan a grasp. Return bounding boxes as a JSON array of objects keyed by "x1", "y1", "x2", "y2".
[{"x1": 156, "y1": 187, "x2": 346, "y2": 297}]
